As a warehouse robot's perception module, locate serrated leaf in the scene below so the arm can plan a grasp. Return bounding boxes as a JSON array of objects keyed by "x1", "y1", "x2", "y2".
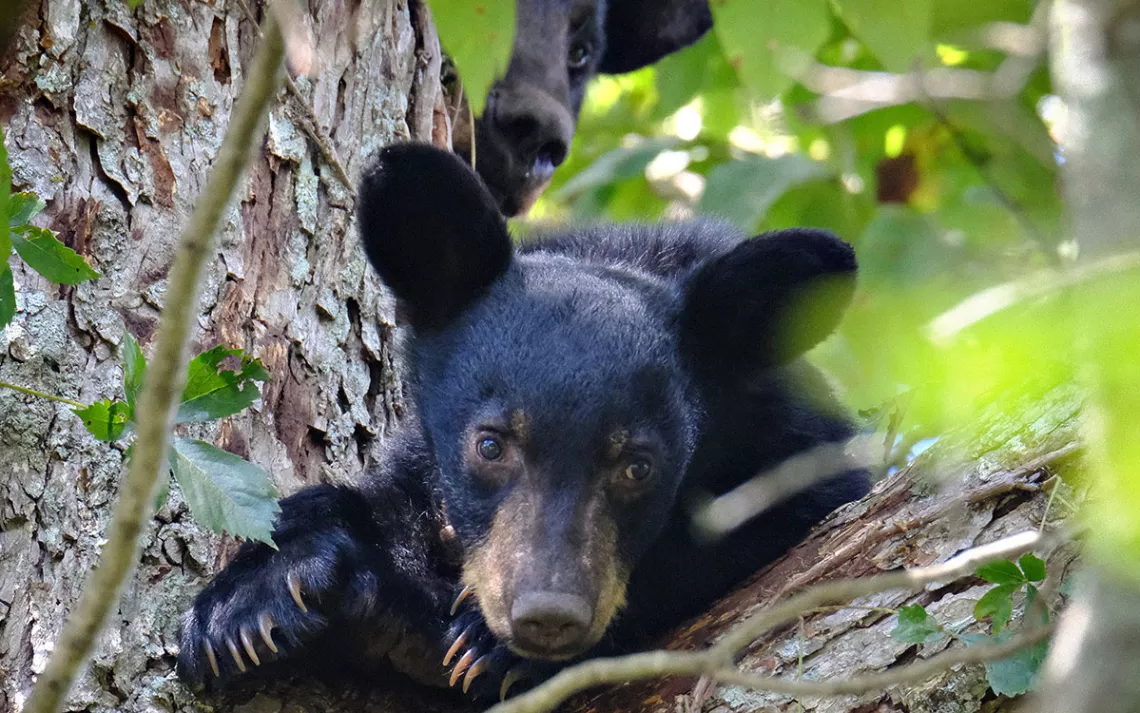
[
  {"x1": 11, "y1": 226, "x2": 100, "y2": 284},
  {"x1": 0, "y1": 124, "x2": 11, "y2": 261},
  {"x1": 0, "y1": 266, "x2": 14, "y2": 330},
  {"x1": 974, "y1": 583, "x2": 1018, "y2": 633},
  {"x1": 712, "y1": 0, "x2": 831, "y2": 98},
  {"x1": 177, "y1": 346, "x2": 270, "y2": 423},
  {"x1": 122, "y1": 331, "x2": 146, "y2": 413},
  {"x1": 1018, "y1": 553, "x2": 1046, "y2": 582},
  {"x1": 8, "y1": 192, "x2": 45, "y2": 227},
  {"x1": 891, "y1": 604, "x2": 942, "y2": 644},
  {"x1": 425, "y1": 0, "x2": 515, "y2": 116},
  {"x1": 836, "y1": 0, "x2": 932, "y2": 72},
  {"x1": 977, "y1": 560, "x2": 1026, "y2": 585},
  {"x1": 73, "y1": 399, "x2": 130, "y2": 442},
  {"x1": 169, "y1": 438, "x2": 280, "y2": 545}
]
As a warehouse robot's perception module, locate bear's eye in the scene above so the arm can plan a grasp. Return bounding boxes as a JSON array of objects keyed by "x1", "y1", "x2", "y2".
[
  {"x1": 568, "y1": 42, "x2": 590, "y2": 70},
  {"x1": 477, "y1": 437, "x2": 504, "y2": 461},
  {"x1": 623, "y1": 458, "x2": 653, "y2": 482}
]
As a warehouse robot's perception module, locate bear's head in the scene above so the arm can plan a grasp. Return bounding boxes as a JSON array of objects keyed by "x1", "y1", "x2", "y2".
[{"x1": 357, "y1": 144, "x2": 856, "y2": 660}]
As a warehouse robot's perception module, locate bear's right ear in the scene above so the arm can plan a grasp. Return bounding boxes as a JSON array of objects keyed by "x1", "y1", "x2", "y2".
[
  {"x1": 357, "y1": 143, "x2": 513, "y2": 330},
  {"x1": 679, "y1": 229, "x2": 857, "y2": 383}
]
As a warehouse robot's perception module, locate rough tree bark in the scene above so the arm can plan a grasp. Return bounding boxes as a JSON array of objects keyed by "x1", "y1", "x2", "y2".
[
  {"x1": 0, "y1": 0, "x2": 435, "y2": 710},
  {"x1": 0, "y1": 2, "x2": 1078, "y2": 713}
]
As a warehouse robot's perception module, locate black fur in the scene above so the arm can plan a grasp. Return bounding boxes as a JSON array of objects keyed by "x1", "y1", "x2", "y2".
[
  {"x1": 468, "y1": 0, "x2": 712, "y2": 216},
  {"x1": 178, "y1": 144, "x2": 870, "y2": 702}
]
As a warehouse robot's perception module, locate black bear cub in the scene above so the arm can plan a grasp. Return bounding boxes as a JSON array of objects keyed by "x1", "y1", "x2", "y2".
[{"x1": 177, "y1": 143, "x2": 871, "y2": 702}]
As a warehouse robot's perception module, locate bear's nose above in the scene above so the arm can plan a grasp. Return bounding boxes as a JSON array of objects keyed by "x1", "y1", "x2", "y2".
[{"x1": 510, "y1": 591, "x2": 593, "y2": 654}]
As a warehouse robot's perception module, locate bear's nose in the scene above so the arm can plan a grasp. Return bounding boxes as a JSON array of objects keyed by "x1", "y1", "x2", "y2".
[{"x1": 510, "y1": 591, "x2": 593, "y2": 654}]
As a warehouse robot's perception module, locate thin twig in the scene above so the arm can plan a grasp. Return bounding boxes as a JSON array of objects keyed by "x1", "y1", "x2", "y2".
[
  {"x1": 22, "y1": 13, "x2": 285, "y2": 713},
  {"x1": 0, "y1": 380, "x2": 85, "y2": 408},
  {"x1": 233, "y1": 0, "x2": 356, "y2": 199},
  {"x1": 488, "y1": 625, "x2": 1052, "y2": 713},
  {"x1": 927, "y1": 251, "x2": 1140, "y2": 344},
  {"x1": 486, "y1": 530, "x2": 1053, "y2": 713},
  {"x1": 692, "y1": 434, "x2": 879, "y2": 540}
]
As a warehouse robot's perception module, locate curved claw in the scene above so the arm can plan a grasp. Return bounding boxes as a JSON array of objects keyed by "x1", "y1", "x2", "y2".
[
  {"x1": 500, "y1": 667, "x2": 524, "y2": 701},
  {"x1": 450, "y1": 585, "x2": 473, "y2": 616},
  {"x1": 462, "y1": 655, "x2": 490, "y2": 694},
  {"x1": 442, "y1": 625, "x2": 471, "y2": 666},
  {"x1": 440, "y1": 524, "x2": 457, "y2": 543},
  {"x1": 203, "y1": 641, "x2": 221, "y2": 678},
  {"x1": 225, "y1": 637, "x2": 247, "y2": 673},
  {"x1": 258, "y1": 612, "x2": 279, "y2": 654},
  {"x1": 240, "y1": 626, "x2": 261, "y2": 666},
  {"x1": 287, "y1": 571, "x2": 308, "y2": 613},
  {"x1": 449, "y1": 648, "x2": 478, "y2": 687}
]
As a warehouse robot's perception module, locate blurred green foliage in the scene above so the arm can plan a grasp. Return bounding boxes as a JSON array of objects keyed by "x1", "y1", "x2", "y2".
[{"x1": 512, "y1": 0, "x2": 1134, "y2": 464}]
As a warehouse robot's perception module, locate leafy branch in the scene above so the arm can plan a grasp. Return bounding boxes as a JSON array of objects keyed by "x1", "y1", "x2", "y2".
[
  {"x1": 487, "y1": 530, "x2": 1056, "y2": 713},
  {"x1": 22, "y1": 9, "x2": 286, "y2": 713}
]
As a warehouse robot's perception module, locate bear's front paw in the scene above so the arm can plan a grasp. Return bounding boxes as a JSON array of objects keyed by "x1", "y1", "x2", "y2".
[
  {"x1": 442, "y1": 587, "x2": 556, "y2": 701},
  {"x1": 177, "y1": 545, "x2": 365, "y2": 689}
]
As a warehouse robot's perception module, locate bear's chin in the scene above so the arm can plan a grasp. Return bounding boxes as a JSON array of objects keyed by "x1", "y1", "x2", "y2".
[{"x1": 505, "y1": 639, "x2": 595, "y2": 662}]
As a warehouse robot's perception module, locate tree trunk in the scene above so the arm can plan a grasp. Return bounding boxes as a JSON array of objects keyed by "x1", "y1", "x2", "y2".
[
  {"x1": 0, "y1": 0, "x2": 432, "y2": 710},
  {"x1": 0, "y1": 3, "x2": 1080, "y2": 713}
]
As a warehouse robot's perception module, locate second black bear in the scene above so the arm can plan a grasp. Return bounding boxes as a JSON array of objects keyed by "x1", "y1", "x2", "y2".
[{"x1": 177, "y1": 143, "x2": 870, "y2": 702}]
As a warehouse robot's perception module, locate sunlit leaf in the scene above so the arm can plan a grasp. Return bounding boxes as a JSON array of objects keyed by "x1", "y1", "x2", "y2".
[
  {"x1": 11, "y1": 226, "x2": 100, "y2": 284},
  {"x1": 974, "y1": 582, "x2": 1017, "y2": 633},
  {"x1": 1018, "y1": 553, "x2": 1046, "y2": 582},
  {"x1": 177, "y1": 346, "x2": 270, "y2": 423},
  {"x1": 73, "y1": 399, "x2": 130, "y2": 442},
  {"x1": 426, "y1": 0, "x2": 515, "y2": 116},
  {"x1": 169, "y1": 438, "x2": 280, "y2": 546},
  {"x1": 836, "y1": 0, "x2": 932, "y2": 72},
  {"x1": 977, "y1": 560, "x2": 1027, "y2": 585},
  {"x1": 891, "y1": 603, "x2": 942, "y2": 644},
  {"x1": 711, "y1": 0, "x2": 831, "y2": 98},
  {"x1": 554, "y1": 138, "x2": 679, "y2": 204},
  {"x1": 8, "y1": 192, "x2": 45, "y2": 227}
]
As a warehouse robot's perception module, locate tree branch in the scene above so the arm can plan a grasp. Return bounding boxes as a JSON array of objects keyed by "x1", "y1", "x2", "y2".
[
  {"x1": 0, "y1": 380, "x2": 84, "y2": 408},
  {"x1": 486, "y1": 530, "x2": 1053, "y2": 713},
  {"x1": 21, "y1": 12, "x2": 286, "y2": 713}
]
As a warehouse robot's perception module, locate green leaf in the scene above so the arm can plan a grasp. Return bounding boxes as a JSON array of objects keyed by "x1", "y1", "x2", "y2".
[
  {"x1": 153, "y1": 473, "x2": 171, "y2": 511},
  {"x1": 8, "y1": 192, "x2": 45, "y2": 227},
  {"x1": 1018, "y1": 553, "x2": 1046, "y2": 582},
  {"x1": 835, "y1": 0, "x2": 932, "y2": 72},
  {"x1": 0, "y1": 124, "x2": 11, "y2": 261},
  {"x1": 126, "y1": 0, "x2": 146, "y2": 8},
  {"x1": 891, "y1": 604, "x2": 942, "y2": 644},
  {"x1": 0, "y1": 266, "x2": 14, "y2": 330},
  {"x1": 11, "y1": 226, "x2": 100, "y2": 284},
  {"x1": 976, "y1": 631, "x2": 1049, "y2": 696},
  {"x1": 554, "y1": 138, "x2": 679, "y2": 203},
  {"x1": 974, "y1": 583, "x2": 1018, "y2": 633},
  {"x1": 699, "y1": 154, "x2": 830, "y2": 232},
  {"x1": 711, "y1": 0, "x2": 831, "y2": 97},
  {"x1": 73, "y1": 399, "x2": 130, "y2": 442},
  {"x1": 977, "y1": 560, "x2": 1027, "y2": 585},
  {"x1": 169, "y1": 438, "x2": 280, "y2": 545},
  {"x1": 177, "y1": 346, "x2": 270, "y2": 423},
  {"x1": 122, "y1": 331, "x2": 146, "y2": 413},
  {"x1": 426, "y1": 0, "x2": 515, "y2": 116}
]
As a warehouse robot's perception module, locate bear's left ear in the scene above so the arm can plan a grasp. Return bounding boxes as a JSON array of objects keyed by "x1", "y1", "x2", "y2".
[
  {"x1": 679, "y1": 229, "x2": 857, "y2": 382},
  {"x1": 357, "y1": 143, "x2": 513, "y2": 331},
  {"x1": 598, "y1": 0, "x2": 713, "y2": 74}
]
